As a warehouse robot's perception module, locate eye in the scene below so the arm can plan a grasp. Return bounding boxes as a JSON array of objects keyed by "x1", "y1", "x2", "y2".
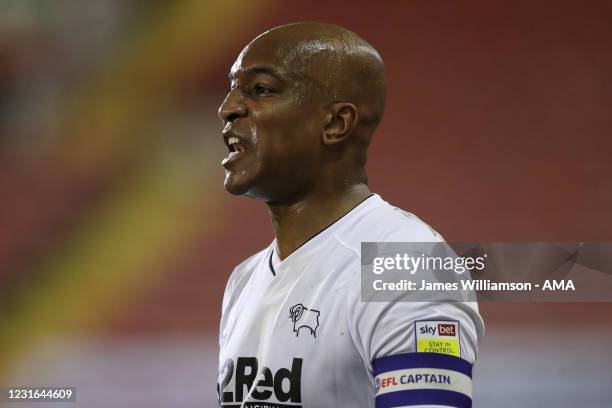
[{"x1": 253, "y1": 84, "x2": 274, "y2": 96}]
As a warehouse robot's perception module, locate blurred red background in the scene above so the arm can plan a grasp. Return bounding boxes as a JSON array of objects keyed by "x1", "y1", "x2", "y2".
[{"x1": 1, "y1": 1, "x2": 610, "y2": 406}]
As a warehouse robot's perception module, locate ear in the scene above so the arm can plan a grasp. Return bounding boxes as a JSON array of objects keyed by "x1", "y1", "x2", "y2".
[{"x1": 322, "y1": 102, "x2": 358, "y2": 146}]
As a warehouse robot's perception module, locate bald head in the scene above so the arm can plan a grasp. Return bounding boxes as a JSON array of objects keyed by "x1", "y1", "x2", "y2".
[
  {"x1": 241, "y1": 22, "x2": 386, "y2": 134},
  {"x1": 220, "y1": 23, "x2": 385, "y2": 201}
]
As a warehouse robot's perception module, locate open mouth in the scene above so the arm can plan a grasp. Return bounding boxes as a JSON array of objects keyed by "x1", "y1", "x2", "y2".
[
  {"x1": 227, "y1": 136, "x2": 247, "y2": 156},
  {"x1": 222, "y1": 135, "x2": 248, "y2": 167}
]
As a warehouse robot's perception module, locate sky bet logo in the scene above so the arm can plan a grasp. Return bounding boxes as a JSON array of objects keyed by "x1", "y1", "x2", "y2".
[
  {"x1": 415, "y1": 321, "x2": 460, "y2": 357},
  {"x1": 420, "y1": 323, "x2": 456, "y2": 337},
  {"x1": 218, "y1": 357, "x2": 302, "y2": 406}
]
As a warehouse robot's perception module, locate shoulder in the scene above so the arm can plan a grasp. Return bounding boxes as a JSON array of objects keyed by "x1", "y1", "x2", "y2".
[
  {"x1": 333, "y1": 195, "x2": 443, "y2": 256},
  {"x1": 337, "y1": 197, "x2": 484, "y2": 364},
  {"x1": 328, "y1": 195, "x2": 444, "y2": 295},
  {"x1": 223, "y1": 245, "x2": 271, "y2": 300}
]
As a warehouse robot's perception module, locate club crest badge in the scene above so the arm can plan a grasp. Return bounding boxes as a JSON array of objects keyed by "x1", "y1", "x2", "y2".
[{"x1": 289, "y1": 303, "x2": 320, "y2": 338}]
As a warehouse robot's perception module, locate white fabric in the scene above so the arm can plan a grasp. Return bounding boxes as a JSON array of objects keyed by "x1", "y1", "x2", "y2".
[{"x1": 218, "y1": 194, "x2": 484, "y2": 407}]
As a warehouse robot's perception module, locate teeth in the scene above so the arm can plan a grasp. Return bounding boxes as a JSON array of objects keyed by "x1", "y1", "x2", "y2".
[{"x1": 228, "y1": 136, "x2": 240, "y2": 146}]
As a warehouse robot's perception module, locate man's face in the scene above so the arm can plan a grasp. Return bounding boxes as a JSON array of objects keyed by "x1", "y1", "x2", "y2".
[{"x1": 218, "y1": 38, "x2": 325, "y2": 202}]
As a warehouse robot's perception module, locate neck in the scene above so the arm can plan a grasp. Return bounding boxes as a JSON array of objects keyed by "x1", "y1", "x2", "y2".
[{"x1": 268, "y1": 183, "x2": 371, "y2": 260}]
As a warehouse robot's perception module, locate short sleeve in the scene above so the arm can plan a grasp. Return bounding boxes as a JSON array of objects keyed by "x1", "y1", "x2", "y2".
[
  {"x1": 347, "y1": 280, "x2": 484, "y2": 407},
  {"x1": 349, "y1": 299, "x2": 482, "y2": 365}
]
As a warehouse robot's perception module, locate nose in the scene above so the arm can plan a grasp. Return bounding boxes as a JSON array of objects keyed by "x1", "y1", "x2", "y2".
[{"x1": 218, "y1": 89, "x2": 247, "y2": 123}]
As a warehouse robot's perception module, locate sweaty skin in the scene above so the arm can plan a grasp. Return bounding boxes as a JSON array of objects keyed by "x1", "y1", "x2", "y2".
[{"x1": 219, "y1": 22, "x2": 387, "y2": 259}]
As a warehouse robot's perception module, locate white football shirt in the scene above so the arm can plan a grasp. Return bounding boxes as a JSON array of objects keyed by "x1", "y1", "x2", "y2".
[{"x1": 218, "y1": 194, "x2": 484, "y2": 408}]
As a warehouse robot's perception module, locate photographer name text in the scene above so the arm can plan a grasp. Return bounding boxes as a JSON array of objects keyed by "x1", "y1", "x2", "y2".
[{"x1": 373, "y1": 279, "x2": 575, "y2": 292}]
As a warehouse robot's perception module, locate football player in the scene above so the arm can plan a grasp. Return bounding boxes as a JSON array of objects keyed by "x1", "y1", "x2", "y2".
[{"x1": 218, "y1": 22, "x2": 484, "y2": 408}]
